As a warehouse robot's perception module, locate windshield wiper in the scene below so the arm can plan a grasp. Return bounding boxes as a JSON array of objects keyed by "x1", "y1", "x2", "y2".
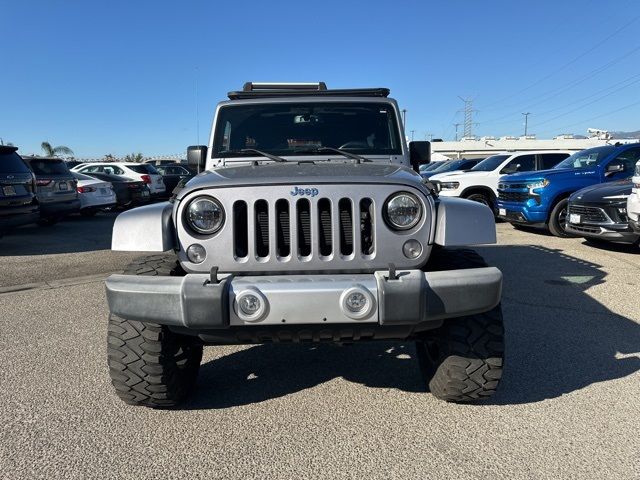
[
  {"x1": 219, "y1": 149, "x2": 287, "y2": 163},
  {"x1": 313, "y1": 146, "x2": 370, "y2": 164}
]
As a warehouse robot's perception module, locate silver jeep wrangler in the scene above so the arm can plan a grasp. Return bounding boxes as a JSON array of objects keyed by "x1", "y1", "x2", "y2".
[{"x1": 106, "y1": 83, "x2": 504, "y2": 407}]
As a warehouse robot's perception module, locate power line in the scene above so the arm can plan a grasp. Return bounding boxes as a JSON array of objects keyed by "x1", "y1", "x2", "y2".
[
  {"x1": 480, "y1": 45, "x2": 640, "y2": 126},
  {"x1": 536, "y1": 98, "x2": 640, "y2": 137},
  {"x1": 479, "y1": 14, "x2": 640, "y2": 111},
  {"x1": 532, "y1": 76, "x2": 640, "y2": 128}
]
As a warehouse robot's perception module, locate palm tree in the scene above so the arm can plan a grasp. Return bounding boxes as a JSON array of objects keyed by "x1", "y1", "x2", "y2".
[
  {"x1": 41, "y1": 141, "x2": 74, "y2": 157},
  {"x1": 124, "y1": 152, "x2": 144, "y2": 162}
]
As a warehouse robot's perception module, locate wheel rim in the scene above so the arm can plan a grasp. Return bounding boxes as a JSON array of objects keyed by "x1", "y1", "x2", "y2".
[{"x1": 558, "y1": 206, "x2": 568, "y2": 231}]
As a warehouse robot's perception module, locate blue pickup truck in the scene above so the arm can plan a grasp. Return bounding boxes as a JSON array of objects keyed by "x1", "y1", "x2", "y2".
[{"x1": 496, "y1": 143, "x2": 640, "y2": 237}]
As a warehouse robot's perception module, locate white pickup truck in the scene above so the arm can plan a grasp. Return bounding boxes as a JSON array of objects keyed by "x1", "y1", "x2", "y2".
[{"x1": 430, "y1": 150, "x2": 571, "y2": 211}]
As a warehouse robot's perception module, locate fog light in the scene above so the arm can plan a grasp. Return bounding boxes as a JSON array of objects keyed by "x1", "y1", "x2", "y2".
[
  {"x1": 402, "y1": 239, "x2": 423, "y2": 259},
  {"x1": 340, "y1": 285, "x2": 375, "y2": 320},
  {"x1": 186, "y1": 244, "x2": 206, "y2": 263},
  {"x1": 235, "y1": 288, "x2": 268, "y2": 322}
]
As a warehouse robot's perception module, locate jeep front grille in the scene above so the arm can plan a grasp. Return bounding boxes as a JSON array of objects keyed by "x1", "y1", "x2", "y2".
[
  {"x1": 176, "y1": 184, "x2": 433, "y2": 273},
  {"x1": 231, "y1": 196, "x2": 373, "y2": 261}
]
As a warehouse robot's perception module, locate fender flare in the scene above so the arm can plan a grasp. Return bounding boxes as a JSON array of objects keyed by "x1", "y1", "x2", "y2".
[
  {"x1": 111, "y1": 202, "x2": 176, "y2": 252},
  {"x1": 434, "y1": 197, "x2": 496, "y2": 246}
]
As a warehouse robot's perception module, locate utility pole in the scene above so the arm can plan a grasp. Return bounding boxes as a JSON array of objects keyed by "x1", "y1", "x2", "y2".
[
  {"x1": 522, "y1": 112, "x2": 531, "y2": 136},
  {"x1": 453, "y1": 123, "x2": 461, "y2": 141},
  {"x1": 410, "y1": 130, "x2": 415, "y2": 141},
  {"x1": 424, "y1": 133, "x2": 434, "y2": 141},
  {"x1": 401, "y1": 109, "x2": 407, "y2": 128}
]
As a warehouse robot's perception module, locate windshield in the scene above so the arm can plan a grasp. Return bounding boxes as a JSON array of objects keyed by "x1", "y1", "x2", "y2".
[
  {"x1": 0, "y1": 151, "x2": 31, "y2": 174},
  {"x1": 213, "y1": 102, "x2": 402, "y2": 158},
  {"x1": 422, "y1": 162, "x2": 447, "y2": 172},
  {"x1": 26, "y1": 158, "x2": 71, "y2": 175},
  {"x1": 554, "y1": 146, "x2": 616, "y2": 169},
  {"x1": 470, "y1": 154, "x2": 511, "y2": 172},
  {"x1": 434, "y1": 159, "x2": 473, "y2": 173},
  {"x1": 128, "y1": 164, "x2": 159, "y2": 174}
]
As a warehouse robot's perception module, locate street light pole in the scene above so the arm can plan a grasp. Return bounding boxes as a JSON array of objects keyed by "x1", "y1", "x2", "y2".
[
  {"x1": 410, "y1": 130, "x2": 415, "y2": 141},
  {"x1": 402, "y1": 109, "x2": 407, "y2": 128},
  {"x1": 522, "y1": 112, "x2": 531, "y2": 136}
]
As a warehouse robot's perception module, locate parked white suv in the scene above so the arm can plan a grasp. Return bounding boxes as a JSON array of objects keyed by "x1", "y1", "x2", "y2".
[
  {"x1": 73, "y1": 162, "x2": 166, "y2": 196},
  {"x1": 430, "y1": 150, "x2": 571, "y2": 210},
  {"x1": 628, "y1": 159, "x2": 640, "y2": 236}
]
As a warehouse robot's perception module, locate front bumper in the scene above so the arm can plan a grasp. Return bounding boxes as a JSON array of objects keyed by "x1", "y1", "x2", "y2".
[
  {"x1": 105, "y1": 267, "x2": 502, "y2": 334},
  {"x1": 496, "y1": 201, "x2": 547, "y2": 225},
  {"x1": 566, "y1": 222, "x2": 639, "y2": 243}
]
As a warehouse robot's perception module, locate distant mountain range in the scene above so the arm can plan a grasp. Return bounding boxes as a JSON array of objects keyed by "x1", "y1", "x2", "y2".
[{"x1": 610, "y1": 130, "x2": 640, "y2": 139}]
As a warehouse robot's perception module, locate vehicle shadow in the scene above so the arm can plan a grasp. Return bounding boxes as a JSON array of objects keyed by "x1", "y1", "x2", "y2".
[
  {"x1": 579, "y1": 238, "x2": 639, "y2": 254},
  {"x1": 0, "y1": 212, "x2": 118, "y2": 256},
  {"x1": 186, "y1": 244, "x2": 640, "y2": 409}
]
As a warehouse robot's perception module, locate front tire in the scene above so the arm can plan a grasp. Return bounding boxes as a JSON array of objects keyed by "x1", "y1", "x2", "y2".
[
  {"x1": 548, "y1": 198, "x2": 575, "y2": 238},
  {"x1": 106, "y1": 255, "x2": 203, "y2": 408},
  {"x1": 418, "y1": 248, "x2": 505, "y2": 402}
]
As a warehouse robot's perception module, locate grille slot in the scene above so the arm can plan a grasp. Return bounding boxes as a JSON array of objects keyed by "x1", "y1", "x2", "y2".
[
  {"x1": 297, "y1": 199, "x2": 312, "y2": 257},
  {"x1": 276, "y1": 199, "x2": 290, "y2": 257},
  {"x1": 338, "y1": 198, "x2": 354, "y2": 256},
  {"x1": 498, "y1": 191, "x2": 530, "y2": 202},
  {"x1": 317, "y1": 198, "x2": 332, "y2": 257},
  {"x1": 360, "y1": 198, "x2": 374, "y2": 255},
  {"x1": 568, "y1": 205, "x2": 609, "y2": 223},
  {"x1": 233, "y1": 201, "x2": 248, "y2": 258},
  {"x1": 255, "y1": 200, "x2": 269, "y2": 258}
]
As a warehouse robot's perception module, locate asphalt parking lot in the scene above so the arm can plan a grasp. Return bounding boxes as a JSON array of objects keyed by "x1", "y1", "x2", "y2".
[{"x1": 1, "y1": 213, "x2": 638, "y2": 480}]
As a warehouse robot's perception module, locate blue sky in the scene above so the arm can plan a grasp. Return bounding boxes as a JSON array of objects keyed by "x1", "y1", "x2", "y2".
[{"x1": 1, "y1": 0, "x2": 639, "y2": 157}]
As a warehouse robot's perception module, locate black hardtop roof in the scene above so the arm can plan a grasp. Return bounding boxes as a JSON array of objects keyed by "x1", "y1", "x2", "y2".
[
  {"x1": 228, "y1": 82, "x2": 390, "y2": 100},
  {"x1": 0, "y1": 145, "x2": 19, "y2": 152}
]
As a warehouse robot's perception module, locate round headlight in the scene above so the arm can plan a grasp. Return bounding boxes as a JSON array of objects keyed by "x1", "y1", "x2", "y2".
[
  {"x1": 185, "y1": 196, "x2": 225, "y2": 235},
  {"x1": 384, "y1": 192, "x2": 422, "y2": 230}
]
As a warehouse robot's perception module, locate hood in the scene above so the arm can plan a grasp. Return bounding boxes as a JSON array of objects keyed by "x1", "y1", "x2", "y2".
[
  {"x1": 177, "y1": 162, "x2": 427, "y2": 200},
  {"x1": 430, "y1": 170, "x2": 489, "y2": 181},
  {"x1": 502, "y1": 167, "x2": 596, "y2": 181},
  {"x1": 569, "y1": 180, "x2": 633, "y2": 203}
]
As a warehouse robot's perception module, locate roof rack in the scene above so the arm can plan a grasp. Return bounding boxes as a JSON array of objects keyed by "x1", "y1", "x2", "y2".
[{"x1": 228, "y1": 82, "x2": 390, "y2": 100}]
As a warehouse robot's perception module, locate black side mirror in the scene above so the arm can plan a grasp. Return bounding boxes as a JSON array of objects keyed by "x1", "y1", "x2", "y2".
[
  {"x1": 409, "y1": 141, "x2": 430, "y2": 172},
  {"x1": 187, "y1": 145, "x2": 207, "y2": 172},
  {"x1": 606, "y1": 163, "x2": 624, "y2": 174}
]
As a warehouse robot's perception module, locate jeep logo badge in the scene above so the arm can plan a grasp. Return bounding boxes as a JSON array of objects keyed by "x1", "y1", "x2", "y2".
[{"x1": 290, "y1": 186, "x2": 319, "y2": 197}]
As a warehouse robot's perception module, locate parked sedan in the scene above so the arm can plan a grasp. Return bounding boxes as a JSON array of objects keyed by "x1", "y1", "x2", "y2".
[
  {"x1": 73, "y1": 162, "x2": 166, "y2": 197},
  {"x1": 84, "y1": 172, "x2": 151, "y2": 208},
  {"x1": 566, "y1": 180, "x2": 639, "y2": 245},
  {"x1": 155, "y1": 164, "x2": 195, "y2": 194},
  {"x1": 72, "y1": 172, "x2": 117, "y2": 216},
  {"x1": 22, "y1": 156, "x2": 80, "y2": 225},
  {"x1": 0, "y1": 146, "x2": 39, "y2": 234}
]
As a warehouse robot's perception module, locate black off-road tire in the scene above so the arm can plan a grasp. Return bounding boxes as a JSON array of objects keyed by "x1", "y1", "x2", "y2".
[
  {"x1": 418, "y1": 248, "x2": 505, "y2": 402},
  {"x1": 548, "y1": 198, "x2": 575, "y2": 238},
  {"x1": 107, "y1": 255, "x2": 203, "y2": 408}
]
